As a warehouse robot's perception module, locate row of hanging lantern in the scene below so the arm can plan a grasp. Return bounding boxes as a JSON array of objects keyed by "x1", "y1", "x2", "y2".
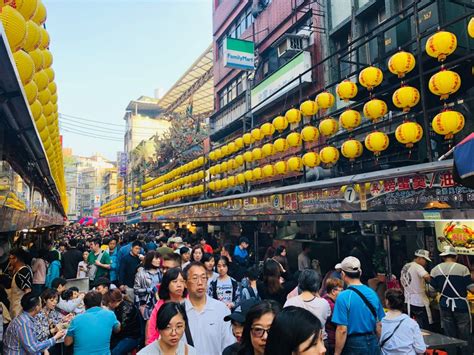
[
  {"x1": 1, "y1": 0, "x2": 68, "y2": 211},
  {"x1": 141, "y1": 185, "x2": 204, "y2": 207},
  {"x1": 100, "y1": 195, "x2": 126, "y2": 217}
]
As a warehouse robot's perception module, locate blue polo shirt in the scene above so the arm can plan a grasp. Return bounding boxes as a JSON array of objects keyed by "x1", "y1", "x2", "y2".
[
  {"x1": 332, "y1": 284, "x2": 385, "y2": 335},
  {"x1": 67, "y1": 307, "x2": 119, "y2": 355}
]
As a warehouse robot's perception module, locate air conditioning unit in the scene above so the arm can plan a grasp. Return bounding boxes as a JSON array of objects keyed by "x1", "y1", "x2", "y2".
[{"x1": 275, "y1": 34, "x2": 308, "y2": 59}]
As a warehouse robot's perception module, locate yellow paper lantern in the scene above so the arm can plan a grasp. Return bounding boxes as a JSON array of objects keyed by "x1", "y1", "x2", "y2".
[
  {"x1": 392, "y1": 86, "x2": 420, "y2": 112},
  {"x1": 286, "y1": 132, "x2": 302, "y2": 147},
  {"x1": 208, "y1": 180, "x2": 217, "y2": 190},
  {"x1": 301, "y1": 125, "x2": 319, "y2": 142},
  {"x1": 428, "y1": 69, "x2": 461, "y2": 100},
  {"x1": 273, "y1": 138, "x2": 288, "y2": 153},
  {"x1": 260, "y1": 122, "x2": 275, "y2": 137},
  {"x1": 209, "y1": 166, "x2": 216, "y2": 176},
  {"x1": 363, "y1": 99, "x2": 388, "y2": 123},
  {"x1": 23, "y1": 80, "x2": 38, "y2": 104},
  {"x1": 287, "y1": 156, "x2": 302, "y2": 172},
  {"x1": 273, "y1": 115, "x2": 289, "y2": 132},
  {"x1": 285, "y1": 108, "x2": 302, "y2": 124},
  {"x1": 38, "y1": 125, "x2": 48, "y2": 141},
  {"x1": 341, "y1": 140, "x2": 363, "y2": 160},
  {"x1": 214, "y1": 148, "x2": 222, "y2": 160},
  {"x1": 28, "y1": 48, "x2": 43, "y2": 71},
  {"x1": 315, "y1": 91, "x2": 335, "y2": 109},
  {"x1": 30, "y1": 99, "x2": 42, "y2": 119},
  {"x1": 209, "y1": 151, "x2": 216, "y2": 161},
  {"x1": 300, "y1": 100, "x2": 318, "y2": 116},
  {"x1": 23, "y1": 20, "x2": 41, "y2": 51},
  {"x1": 33, "y1": 70, "x2": 49, "y2": 91},
  {"x1": 243, "y1": 170, "x2": 254, "y2": 182},
  {"x1": 262, "y1": 143, "x2": 274, "y2": 157},
  {"x1": 302, "y1": 152, "x2": 320, "y2": 168},
  {"x1": 359, "y1": 66, "x2": 383, "y2": 91},
  {"x1": 220, "y1": 145, "x2": 229, "y2": 157},
  {"x1": 0, "y1": 5, "x2": 27, "y2": 52},
  {"x1": 34, "y1": 113, "x2": 46, "y2": 132},
  {"x1": 50, "y1": 93, "x2": 57, "y2": 104},
  {"x1": 227, "y1": 176, "x2": 236, "y2": 187},
  {"x1": 214, "y1": 163, "x2": 222, "y2": 175},
  {"x1": 432, "y1": 110, "x2": 465, "y2": 139},
  {"x1": 262, "y1": 164, "x2": 274, "y2": 178},
  {"x1": 216, "y1": 179, "x2": 224, "y2": 191},
  {"x1": 227, "y1": 142, "x2": 236, "y2": 154},
  {"x1": 469, "y1": 18, "x2": 474, "y2": 38},
  {"x1": 220, "y1": 178, "x2": 228, "y2": 189},
  {"x1": 13, "y1": 50, "x2": 35, "y2": 85},
  {"x1": 235, "y1": 137, "x2": 244, "y2": 149},
  {"x1": 274, "y1": 161, "x2": 287, "y2": 175},
  {"x1": 41, "y1": 49, "x2": 52, "y2": 68},
  {"x1": 252, "y1": 147, "x2": 263, "y2": 161},
  {"x1": 9, "y1": 0, "x2": 39, "y2": 21},
  {"x1": 320, "y1": 146, "x2": 340, "y2": 165},
  {"x1": 236, "y1": 173, "x2": 246, "y2": 185},
  {"x1": 243, "y1": 133, "x2": 254, "y2": 146},
  {"x1": 395, "y1": 122, "x2": 423, "y2": 148},
  {"x1": 319, "y1": 118, "x2": 339, "y2": 137},
  {"x1": 235, "y1": 154, "x2": 244, "y2": 167},
  {"x1": 339, "y1": 109, "x2": 361, "y2": 131},
  {"x1": 252, "y1": 167, "x2": 263, "y2": 180},
  {"x1": 365, "y1": 132, "x2": 389, "y2": 155},
  {"x1": 228, "y1": 158, "x2": 236, "y2": 171},
  {"x1": 45, "y1": 68, "x2": 55, "y2": 84},
  {"x1": 37, "y1": 88, "x2": 50, "y2": 105},
  {"x1": 336, "y1": 80, "x2": 358, "y2": 101},
  {"x1": 388, "y1": 51, "x2": 416, "y2": 78},
  {"x1": 251, "y1": 128, "x2": 263, "y2": 141},
  {"x1": 425, "y1": 31, "x2": 457, "y2": 61},
  {"x1": 220, "y1": 161, "x2": 228, "y2": 173},
  {"x1": 39, "y1": 27, "x2": 49, "y2": 50},
  {"x1": 31, "y1": 0, "x2": 46, "y2": 25},
  {"x1": 243, "y1": 151, "x2": 253, "y2": 163}
]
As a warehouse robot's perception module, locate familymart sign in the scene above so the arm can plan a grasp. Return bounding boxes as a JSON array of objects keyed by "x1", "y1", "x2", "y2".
[{"x1": 224, "y1": 38, "x2": 255, "y2": 71}]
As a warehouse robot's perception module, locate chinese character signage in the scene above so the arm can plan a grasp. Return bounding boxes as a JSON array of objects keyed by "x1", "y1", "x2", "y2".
[
  {"x1": 435, "y1": 221, "x2": 474, "y2": 255},
  {"x1": 117, "y1": 152, "x2": 127, "y2": 178}
]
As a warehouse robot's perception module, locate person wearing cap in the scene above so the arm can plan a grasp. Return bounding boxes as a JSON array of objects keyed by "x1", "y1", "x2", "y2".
[
  {"x1": 400, "y1": 249, "x2": 432, "y2": 329},
  {"x1": 332, "y1": 256, "x2": 385, "y2": 355},
  {"x1": 430, "y1": 245, "x2": 474, "y2": 349},
  {"x1": 222, "y1": 299, "x2": 259, "y2": 355},
  {"x1": 173, "y1": 237, "x2": 185, "y2": 253}
]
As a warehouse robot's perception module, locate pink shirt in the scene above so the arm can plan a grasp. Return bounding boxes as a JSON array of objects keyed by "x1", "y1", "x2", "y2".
[
  {"x1": 146, "y1": 299, "x2": 165, "y2": 344},
  {"x1": 32, "y1": 258, "x2": 47, "y2": 284}
]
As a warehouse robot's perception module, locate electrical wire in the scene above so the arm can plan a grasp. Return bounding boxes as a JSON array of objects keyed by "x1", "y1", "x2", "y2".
[
  {"x1": 59, "y1": 120, "x2": 125, "y2": 135},
  {"x1": 59, "y1": 126, "x2": 124, "y2": 142},
  {"x1": 59, "y1": 113, "x2": 126, "y2": 127}
]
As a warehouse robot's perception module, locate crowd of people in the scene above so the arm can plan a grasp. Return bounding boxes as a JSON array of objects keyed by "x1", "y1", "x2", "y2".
[{"x1": 0, "y1": 226, "x2": 472, "y2": 354}]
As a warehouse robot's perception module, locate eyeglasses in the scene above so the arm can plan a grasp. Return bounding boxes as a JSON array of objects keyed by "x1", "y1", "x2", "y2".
[
  {"x1": 188, "y1": 275, "x2": 208, "y2": 284},
  {"x1": 251, "y1": 327, "x2": 271, "y2": 338},
  {"x1": 162, "y1": 324, "x2": 185, "y2": 334}
]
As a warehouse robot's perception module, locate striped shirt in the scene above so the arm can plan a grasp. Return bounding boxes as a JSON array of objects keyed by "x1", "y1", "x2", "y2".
[{"x1": 4, "y1": 311, "x2": 56, "y2": 355}]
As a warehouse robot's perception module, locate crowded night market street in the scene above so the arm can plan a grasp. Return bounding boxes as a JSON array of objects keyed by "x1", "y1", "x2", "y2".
[{"x1": 1, "y1": 0, "x2": 474, "y2": 354}]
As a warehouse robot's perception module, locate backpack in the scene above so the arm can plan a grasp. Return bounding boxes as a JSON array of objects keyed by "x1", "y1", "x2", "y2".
[
  {"x1": 210, "y1": 278, "x2": 238, "y2": 302},
  {"x1": 243, "y1": 285, "x2": 261, "y2": 301}
]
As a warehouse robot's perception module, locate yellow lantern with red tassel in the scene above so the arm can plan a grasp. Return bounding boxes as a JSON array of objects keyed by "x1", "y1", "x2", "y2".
[
  {"x1": 359, "y1": 66, "x2": 383, "y2": 91},
  {"x1": 336, "y1": 80, "x2": 358, "y2": 101},
  {"x1": 287, "y1": 156, "x2": 302, "y2": 172},
  {"x1": 286, "y1": 132, "x2": 302, "y2": 147},
  {"x1": 273, "y1": 115, "x2": 288, "y2": 132},
  {"x1": 252, "y1": 167, "x2": 263, "y2": 180},
  {"x1": 235, "y1": 137, "x2": 244, "y2": 149},
  {"x1": 315, "y1": 91, "x2": 335, "y2": 109},
  {"x1": 320, "y1": 146, "x2": 340, "y2": 165},
  {"x1": 339, "y1": 109, "x2": 361, "y2": 131},
  {"x1": 274, "y1": 161, "x2": 287, "y2": 175},
  {"x1": 425, "y1": 31, "x2": 457, "y2": 61},
  {"x1": 365, "y1": 132, "x2": 389, "y2": 156},
  {"x1": 261, "y1": 122, "x2": 275, "y2": 137},
  {"x1": 432, "y1": 110, "x2": 465, "y2": 139},
  {"x1": 300, "y1": 100, "x2": 318, "y2": 116},
  {"x1": 0, "y1": 5, "x2": 27, "y2": 52},
  {"x1": 428, "y1": 69, "x2": 461, "y2": 100},
  {"x1": 243, "y1": 151, "x2": 253, "y2": 163},
  {"x1": 341, "y1": 140, "x2": 363, "y2": 160},
  {"x1": 220, "y1": 145, "x2": 229, "y2": 157},
  {"x1": 363, "y1": 99, "x2": 388, "y2": 123},
  {"x1": 319, "y1": 118, "x2": 339, "y2": 137},
  {"x1": 274, "y1": 138, "x2": 288, "y2": 153},
  {"x1": 301, "y1": 125, "x2": 319, "y2": 142},
  {"x1": 392, "y1": 86, "x2": 420, "y2": 112},
  {"x1": 302, "y1": 152, "x2": 320, "y2": 168},
  {"x1": 243, "y1": 170, "x2": 254, "y2": 182},
  {"x1": 388, "y1": 51, "x2": 416, "y2": 78},
  {"x1": 236, "y1": 173, "x2": 246, "y2": 185},
  {"x1": 395, "y1": 122, "x2": 423, "y2": 148},
  {"x1": 235, "y1": 154, "x2": 244, "y2": 167},
  {"x1": 214, "y1": 148, "x2": 222, "y2": 160},
  {"x1": 285, "y1": 108, "x2": 302, "y2": 124}
]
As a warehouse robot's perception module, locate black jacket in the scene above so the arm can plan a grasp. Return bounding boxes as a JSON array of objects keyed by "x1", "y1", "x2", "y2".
[
  {"x1": 61, "y1": 248, "x2": 83, "y2": 279},
  {"x1": 119, "y1": 253, "x2": 141, "y2": 287},
  {"x1": 113, "y1": 300, "x2": 140, "y2": 340}
]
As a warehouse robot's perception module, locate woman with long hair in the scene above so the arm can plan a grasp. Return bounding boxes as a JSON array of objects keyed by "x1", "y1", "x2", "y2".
[
  {"x1": 190, "y1": 245, "x2": 204, "y2": 263},
  {"x1": 146, "y1": 267, "x2": 187, "y2": 344},
  {"x1": 236, "y1": 300, "x2": 280, "y2": 355},
  {"x1": 134, "y1": 251, "x2": 162, "y2": 319},
  {"x1": 209, "y1": 256, "x2": 240, "y2": 309},
  {"x1": 202, "y1": 253, "x2": 218, "y2": 285},
  {"x1": 103, "y1": 289, "x2": 141, "y2": 355},
  {"x1": 264, "y1": 306, "x2": 326, "y2": 355},
  {"x1": 273, "y1": 246, "x2": 289, "y2": 273},
  {"x1": 139, "y1": 302, "x2": 197, "y2": 355},
  {"x1": 257, "y1": 259, "x2": 297, "y2": 306}
]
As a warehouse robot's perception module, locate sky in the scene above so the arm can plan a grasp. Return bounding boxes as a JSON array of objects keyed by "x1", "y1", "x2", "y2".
[{"x1": 45, "y1": 0, "x2": 212, "y2": 161}]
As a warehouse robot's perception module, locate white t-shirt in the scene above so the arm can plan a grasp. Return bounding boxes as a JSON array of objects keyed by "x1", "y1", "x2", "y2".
[
  {"x1": 401, "y1": 262, "x2": 429, "y2": 307},
  {"x1": 215, "y1": 277, "x2": 234, "y2": 304},
  {"x1": 138, "y1": 340, "x2": 196, "y2": 355},
  {"x1": 284, "y1": 296, "x2": 331, "y2": 339}
]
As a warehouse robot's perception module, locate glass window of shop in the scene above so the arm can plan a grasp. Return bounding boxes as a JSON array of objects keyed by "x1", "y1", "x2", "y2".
[
  {"x1": 329, "y1": 0, "x2": 352, "y2": 29},
  {"x1": 358, "y1": 5, "x2": 386, "y2": 64},
  {"x1": 218, "y1": 73, "x2": 247, "y2": 109}
]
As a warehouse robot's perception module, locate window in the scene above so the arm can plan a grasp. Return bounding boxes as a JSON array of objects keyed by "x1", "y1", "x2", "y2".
[
  {"x1": 218, "y1": 73, "x2": 247, "y2": 109},
  {"x1": 216, "y1": 6, "x2": 254, "y2": 59},
  {"x1": 330, "y1": 0, "x2": 351, "y2": 29}
]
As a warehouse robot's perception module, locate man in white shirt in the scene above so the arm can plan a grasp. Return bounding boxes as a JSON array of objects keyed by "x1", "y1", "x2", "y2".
[
  {"x1": 400, "y1": 249, "x2": 432, "y2": 329},
  {"x1": 183, "y1": 262, "x2": 235, "y2": 354}
]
